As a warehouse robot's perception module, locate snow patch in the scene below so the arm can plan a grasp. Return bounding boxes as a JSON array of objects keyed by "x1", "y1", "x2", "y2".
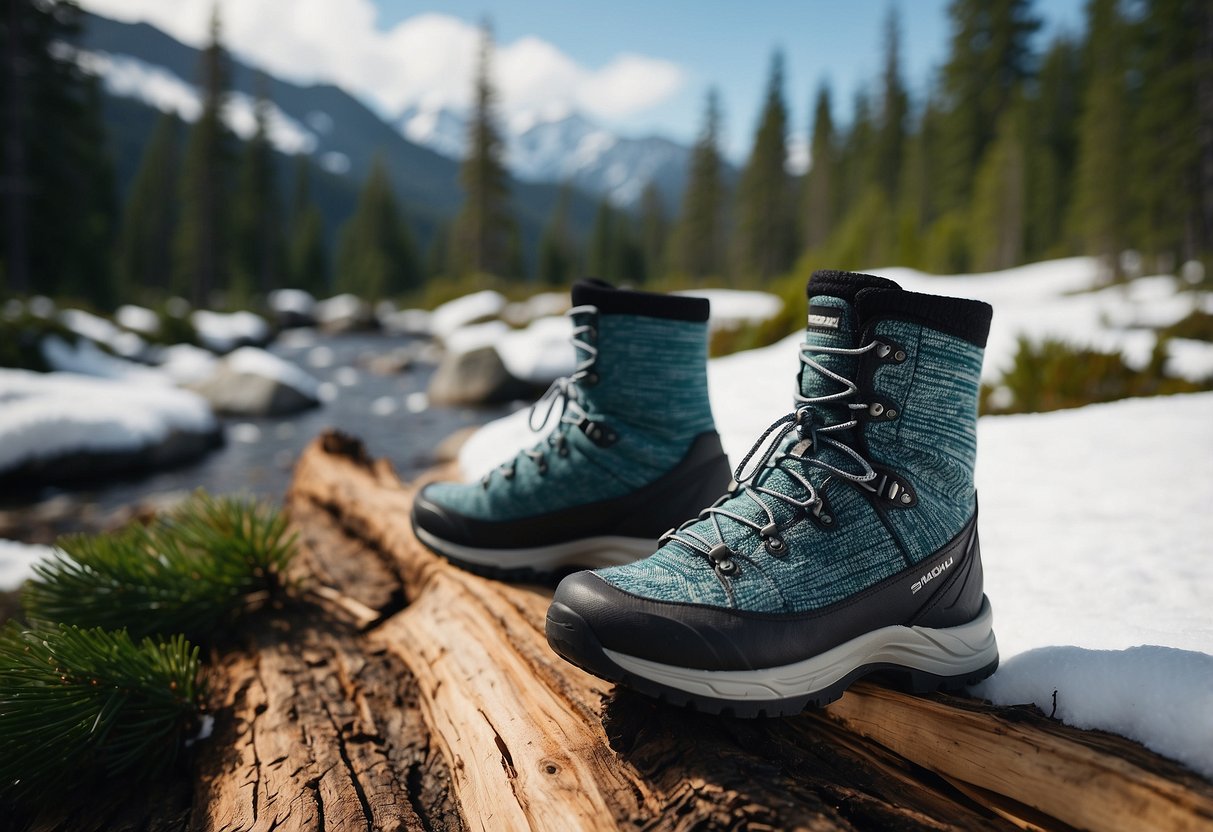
[
  {"x1": 115, "y1": 304, "x2": 161, "y2": 336},
  {"x1": 268, "y1": 289, "x2": 316, "y2": 317},
  {"x1": 673, "y1": 289, "x2": 784, "y2": 332},
  {"x1": 191, "y1": 310, "x2": 270, "y2": 353},
  {"x1": 41, "y1": 336, "x2": 166, "y2": 385},
  {"x1": 224, "y1": 347, "x2": 321, "y2": 398},
  {"x1": 157, "y1": 343, "x2": 219, "y2": 385},
  {"x1": 0, "y1": 369, "x2": 216, "y2": 475},
  {"x1": 0, "y1": 539, "x2": 55, "y2": 592},
  {"x1": 430, "y1": 291, "x2": 508, "y2": 340}
]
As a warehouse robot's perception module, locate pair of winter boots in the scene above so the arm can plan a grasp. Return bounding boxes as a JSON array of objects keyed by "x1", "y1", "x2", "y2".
[{"x1": 412, "y1": 271, "x2": 999, "y2": 716}]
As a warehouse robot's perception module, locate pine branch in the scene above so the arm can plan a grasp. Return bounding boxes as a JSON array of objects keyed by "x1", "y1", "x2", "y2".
[
  {"x1": 0, "y1": 623, "x2": 202, "y2": 803},
  {"x1": 23, "y1": 491, "x2": 298, "y2": 641}
]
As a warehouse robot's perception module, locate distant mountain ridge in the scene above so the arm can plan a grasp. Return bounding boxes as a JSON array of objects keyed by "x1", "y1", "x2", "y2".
[
  {"x1": 398, "y1": 104, "x2": 701, "y2": 208},
  {"x1": 73, "y1": 11, "x2": 600, "y2": 263}
]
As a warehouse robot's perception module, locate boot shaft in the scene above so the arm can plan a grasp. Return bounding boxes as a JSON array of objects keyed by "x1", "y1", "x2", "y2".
[
  {"x1": 803, "y1": 271, "x2": 992, "y2": 563},
  {"x1": 569, "y1": 280, "x2": 716, "y2": 444}
]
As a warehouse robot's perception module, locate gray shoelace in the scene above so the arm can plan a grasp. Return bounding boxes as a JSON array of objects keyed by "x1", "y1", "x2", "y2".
[
  {"x1": 482, "y1": 304, "x2": 600, "y2": 486},
  {"x1": 664, "y1": 339, "x2": 882, "y2": 574}
]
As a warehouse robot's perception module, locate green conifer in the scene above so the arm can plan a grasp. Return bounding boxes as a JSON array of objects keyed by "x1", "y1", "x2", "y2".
[
  {"x1": 231, "y1": 86, "x2": 282, "y2": 302},
  {"x1": 969, "y1": 103, "x2": 1027, "y2": 271},
  {"x1": 286, "y1": 156, "x2": 329, "y2": 295},
  {"x1": 735, "y1": 50, "x2": 796, "y2": 281},
  {"x1": 335, "y1": 158, "x2": 420, "y2": 299},
  {"x1": 117, "y1": 113, "x2": 182, "y2": 298},
  {"x1": 638, "y1": 182, "x2": 668, "y2": 283},
  {"x1": 671, "y1": 89, "x2": 728, "y2": 280},
  {"x1": 538, "y1": 184, "x2": 577, "y2": 286},
  {"x1": 802, "y1": 82, "x2": 837, "y2": 251}
]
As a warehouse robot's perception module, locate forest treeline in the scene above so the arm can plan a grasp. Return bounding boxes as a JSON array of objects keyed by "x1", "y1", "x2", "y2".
[{"x1": 2, "y1": 0, "x2": 1211, "y2": 310}]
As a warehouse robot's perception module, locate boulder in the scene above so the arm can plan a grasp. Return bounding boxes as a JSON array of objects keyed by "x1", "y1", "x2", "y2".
[
  {"x1": 315, "y1": 294, "x2": 377, "y2": 334},
  {"x1": 268, "y1": 289, "x2": 317, "y2": 329},
  {"x1": 427, "y1": 344, "x2": 537, "y2": 407},
  {"x1": 189, "y1": 347, "x2": 321, "y2": 416}
]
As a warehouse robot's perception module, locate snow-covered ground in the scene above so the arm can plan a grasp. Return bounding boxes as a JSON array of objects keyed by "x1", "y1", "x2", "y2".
[
  {"x1": 674, "y1": 288, "x2": 785, "y2": 333},
  {"x1": 430, "y1": 290, "x2": 507, "y2": 341},
  {"x1": 0, "y1": 539, "x2": 55, "y2": 593},
  {"x1": 873, "y1": 257, "x2": 1213, "y2": 382},
  {"x1": 459, "y1": 260, "x2": 1213, "y2": 778}
]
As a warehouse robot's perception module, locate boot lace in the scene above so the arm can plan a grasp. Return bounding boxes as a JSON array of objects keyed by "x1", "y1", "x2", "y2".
[
  {"x1": 483, "y1": 304, "x2": 600, "y2": 486},
  {"x1": 664, "y1": 339, "x2": 883, "y2": 574}
]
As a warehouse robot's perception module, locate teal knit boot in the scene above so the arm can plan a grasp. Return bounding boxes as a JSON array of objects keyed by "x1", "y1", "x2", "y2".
[
  {"x1": 546, "y1": 270, "x2": 999, "y2": 715},
  {"x1": 412, "y1": 279, "x2": 732, "y2": 580}
]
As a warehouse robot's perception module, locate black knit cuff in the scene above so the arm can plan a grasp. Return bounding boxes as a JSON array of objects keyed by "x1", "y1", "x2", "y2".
[
  {"x1": 571, "y1": 279, "x2": 710, "y2": 322},
  {"x1": 856, "y1": 288, "x2": 993, "y2": 348},
  {"x1": 807, "y1": 270, "x2": 900, "y2": 302}
]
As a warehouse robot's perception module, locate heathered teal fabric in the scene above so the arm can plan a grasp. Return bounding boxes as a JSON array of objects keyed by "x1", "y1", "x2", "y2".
[
  {"x1": 597, "y1": 281, "x2": 985, "y2": 614},
  {"x1": 423, "y1": 308, "x2": 716, "y2": 522},
  {"x1": 865, "y1": 318, "x2": 983, "y2": 563}
]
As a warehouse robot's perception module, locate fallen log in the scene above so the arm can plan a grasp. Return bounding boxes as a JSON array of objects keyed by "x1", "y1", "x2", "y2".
[{"x1": 273, "y1": 430, "x2": 1213, "y2": 832}]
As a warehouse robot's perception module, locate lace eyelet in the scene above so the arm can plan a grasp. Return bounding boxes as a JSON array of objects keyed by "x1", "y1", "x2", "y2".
[
  {"x1": 584, "y1": 371, "x2": 600, "y2": 386},
  {"x1": 716, "y1": 558, "x2": 738, "y2": 576},
  {"x1": 763, "y1": 535, "x2": 786, "y2": 555}
]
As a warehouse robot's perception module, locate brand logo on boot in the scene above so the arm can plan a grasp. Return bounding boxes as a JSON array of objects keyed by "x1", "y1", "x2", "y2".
[
  {"x1": 911, "y1": 556, "x2": 953, "y2": 594},
  {"x1": 807, "y1": 307, "x2": 841, "y2": 331}
]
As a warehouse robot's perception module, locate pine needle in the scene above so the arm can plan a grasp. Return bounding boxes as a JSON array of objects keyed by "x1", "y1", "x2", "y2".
[
  {"x1": 0, "y1": 622, "x2": 202, "y2": 802},
  {"x1": 23, "y1": 491, "x2": 298, "y2": 641}
]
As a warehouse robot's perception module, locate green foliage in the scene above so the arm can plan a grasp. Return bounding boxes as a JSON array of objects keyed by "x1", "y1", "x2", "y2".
[
  {"x1": 117, "y1": 113, "x2": 182, "y2": 299},
  {"x1": 0, "y1": 309, "x2": 80, "y2": 371},
  {"x1": 802, "y1": 83, "x2": 837, "y2": 250},
  {"x1": 984, "y1": 336, "x2": 1209, "y2": 414},
  {"x1": 231, "y1": 90, "x2": 284, "y2": 302},
  {"x1": 451, "y1": 23, "x2": 518, "y2": 279},
  {"x1": 538, "y1": 185, "x2": 578, "y2": 286},
  {"x1": 969, "y1": 104, "x2": 1027, "y2": 272},
  {"x1": 671, "y1": 89, "x2": 728, "y2": 281},
  {"x1": 286, "y1": 157, "x2": 330, "y2": 295},
  {"x1": 734, "y1": 51, "x2": 796, "y2": 281},
  {"x1": 587, "y1": 198, "x2": 644, "y2": 284},
  {"x1": 1161, "y1": 309, "x2": 1213, "y2": 342},
  {"x1": 708, "y1": 273, "x2": 806, "y2": 357},
  {"x1": 873, "y1": 7, "x2": 909, "y2": 201},
  {"x1": 23, "y1": 492, "x2": 297, "y2": 641},
  {"x1": 171, "y1": 9, "x2": 237, "y2": 306},
  {"x1": 335, "y1": 158, "x2": 421, "y2": 300},
  {"x1": 638, "y1": 183, "x2": 668, "y2": 284},
  {"x1": 0, "y1": 623, "x2": 201, "y2": 802}
]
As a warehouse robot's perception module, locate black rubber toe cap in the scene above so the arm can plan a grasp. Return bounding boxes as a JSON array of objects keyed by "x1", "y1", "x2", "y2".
[
  {"x1": 550, "y1": 571, "x2": 754, "y2": 670},
  {"x1": 412, "y1": 484, "x2": 474, "y2": 545}
]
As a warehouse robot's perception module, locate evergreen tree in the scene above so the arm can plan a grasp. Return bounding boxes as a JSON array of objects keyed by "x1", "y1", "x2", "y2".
[
  {"x1": 231, "y1": 86, "x2": 282, "y2": 301},
  {"x1": 938, "y1": 0, "x2": 1041, "y2": 211},
  {"x1": 1, "y1": 0, "x2": 116, "y2": 304},
  {"x1": 172, "y1": 8, "x2": 235, "y2": 306},
  {"x1": 874, "y1": 7, "x2": 909, "y2": 200},
  {"x1": 335, "y1": 159, "x2": 420, "y2": 299},
  {"x1": 969, "y1": 102, "x2": 1027, "y2": 271},
  {"x1": 117, "y1": 113, "x2": 182, "y2": 297},
  {"x1": 537, "y1": 185, "x2": 577, "y2": 286},
  {"x1": 586, "y1": 198, "x2": 643, "y2": 284},
  {"x1": 672, "y1": 89, "x2": 728, "y2": 280},
  {"x1": 638, "y1": 182, "x2": 668, "y2": 283},
  {"x1": 837, "y1": 89, "x2": 877, "y2": 216},
  {"x1": 451, "y1": 22, "x2": 516, "y2": 278},
  {"x1": 1024, "y1": 36, "x2": 1081, "y2": 260},
  {"x1": 1130, "y1": 0, "x2": 1206, "y2": 265},
  {"x1": 1069, "y1": 0, "x2": 1131, "y2": 274},
  {"x1": 735, "y1": 50, "x2": 796, "y2": 280},
  {"x1": 286, "y1": 157, "x2": 328, "y2": 295},
  {"x1": 425, "y1": 220, "x2": 451, "y2": 281},
  {"x1": 802, "y1": 82, "x2": 837, "y2": 250}
]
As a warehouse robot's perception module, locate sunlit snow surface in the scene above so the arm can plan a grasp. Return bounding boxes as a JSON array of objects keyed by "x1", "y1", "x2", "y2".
[{"x1": 460, "y1": 259, "x2": 1213, "y2": 778}]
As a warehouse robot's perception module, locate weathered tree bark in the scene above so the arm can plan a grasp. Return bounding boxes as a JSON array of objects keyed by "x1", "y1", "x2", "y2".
[{"x1": 270, "y1": 431, "x2": 1213, "y2": 832}]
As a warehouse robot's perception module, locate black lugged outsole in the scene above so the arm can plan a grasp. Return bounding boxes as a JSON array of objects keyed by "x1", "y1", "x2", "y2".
[{"x1": 545, "y1": 601, "x2": 999, "y2": 718}]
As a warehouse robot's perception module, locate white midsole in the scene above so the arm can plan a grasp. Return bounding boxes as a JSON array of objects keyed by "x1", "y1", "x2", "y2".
[
  {"x1": 415, "y1": 525, "x2": 656, "y2": 570},
  {"x1": 603, "y1": 596, "x2": 998, "y2": 701}
]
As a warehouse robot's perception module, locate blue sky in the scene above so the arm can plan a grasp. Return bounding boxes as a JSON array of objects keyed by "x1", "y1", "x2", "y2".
[{"x1": 375, "y1": 0, "x2": 1088, "y2": 158}]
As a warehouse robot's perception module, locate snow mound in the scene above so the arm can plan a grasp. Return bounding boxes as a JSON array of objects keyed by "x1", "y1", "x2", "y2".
[
  {"x1": 60, "y1": 308, "x2": 146, "y2": 358},
  {"x1": 443, "y1": 321, "x2": 511, "y2": 356},
  {"x1": 224, "y1": 347, "x2": 321, "y2": 398},
  {"x1": 268, "y1": 289, "x2": 316, "y2": 317},
  {"x1": 430, "y1": 290, "x2": 507, "y2": 340},
  {"x1": 0, "y1": 369, "x2": 216, "y2": 475},
  {"x1": 381, "y1": 308, "x2": 433, "y2": 336},
  {"x1": 673, "y1": 289, "x2": 784, "y2": 332},
  {"x1": 0, "y1": 539, "x2": 55, "y2": 592},
  {"x1": 497, "y1": 316, "x2": 576, "y2": 384},
  {"x1": 157, "y1": 343, "x2": 219, "y2": 385},
  {"x1": 41, "y1": 336, "x2": 166, "y2": 385},
  {"x1": 191, "y1": 309, "x2": 270, "y2": 353},
  {"x1": 115, "y1": 304, "x2": 161, "y2": 336},
  {"x1": 974, "y1": 646, "x2": 1213, "y2": 779}
]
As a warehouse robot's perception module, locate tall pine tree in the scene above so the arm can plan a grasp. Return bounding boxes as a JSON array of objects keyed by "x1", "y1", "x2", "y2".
[
  {"x1": 671, "y1": 89, "x2": 728, "y2": 280},
  {"x1": 172, "y1": 7, "x2": 235, "y2": 306},
  {"x1": 285, "y1": 156, "x2": 328, "y2": 295},
  {"x1": 231, "y1": 86, "x2": 282, "y2": 301},
  {"x1": 335, "y1": 158, "x2": 420, "y2": 299},
  {"x1": 735, "y1": 50, "x2": 796, "y2": 281},
  {"x1": 969, "y1": 102, "x2": 1027, "y2": 271},
  {"x1": 802, "y1": 82, "x2": 837, "y2": 251},
  {"x1": 938, "y1": 0, "x2": 1041, "y2": 212},
  {"x1": 638, "y1": 182, "x2": 667, "y2": 283},
  {"x1": 1, "y1": 0, "x2": 116, "y2": 304},
  {"x1": 117, "y1": 113, "x2": 182, "y2": 297},
  {"x1": 1069, "y1": 0, "x2": 1131, "y2": 275},
  {"x1": 451, "y1": 22, "x2": 516, "y2": 279},
  {"x1": 586, "y1": 198, "x2": 643, "y2": 284},
  {"x1": 1024, "y1": 36, "x2": 1081, "y2": 260},
  {"x1": 874, "y1": 7, "x2": 909, "y2": 201},
  {"x1": 537, "y1": 184, "x2": 577, "y2": 286}
]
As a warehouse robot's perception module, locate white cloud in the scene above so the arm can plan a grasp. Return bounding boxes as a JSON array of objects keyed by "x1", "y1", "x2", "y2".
[{"x1": 76, "y1": 0, "x2": 686, "y2": 126}]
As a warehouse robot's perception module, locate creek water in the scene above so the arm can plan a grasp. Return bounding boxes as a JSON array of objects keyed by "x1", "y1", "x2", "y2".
[{"x1": 21, "y1": 328, "x2": 516, "y2": 519}]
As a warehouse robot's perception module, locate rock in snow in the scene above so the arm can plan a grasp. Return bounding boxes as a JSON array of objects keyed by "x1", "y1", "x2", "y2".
[
  {"x1": 0, "y1": 368, "x2": 220, "y2": 487},
  {"x1": 188, "y1": 346, "x2": 321, "y2": 417},
  {"x1": 191, "y1": 309, "x2": 271, "y2": 353},
  {"x1": 428, "y1": 344, "x2": 538, "y2": 407},
  {"x1": 314, "y1": 294, "x2": 376, "y2": 334},
  {"x1": 267, "y1": 289, "x2": 317, "y2": 328},
  {"x1": 430, "y1": 290, "x2": 507, "y2": 341}
]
